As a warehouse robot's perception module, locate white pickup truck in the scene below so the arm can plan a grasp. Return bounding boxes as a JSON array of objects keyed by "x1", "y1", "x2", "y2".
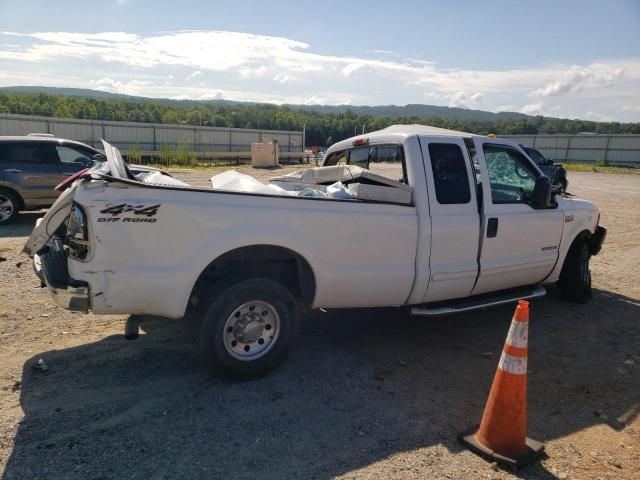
[{"x1": 25, "y1": 125, "x2": 606, "y2": 378}]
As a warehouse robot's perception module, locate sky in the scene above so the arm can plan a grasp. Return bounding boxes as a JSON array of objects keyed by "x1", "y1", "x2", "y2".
[{"x1": 0, "y1": 0, "x2": 639, "y2": 121}]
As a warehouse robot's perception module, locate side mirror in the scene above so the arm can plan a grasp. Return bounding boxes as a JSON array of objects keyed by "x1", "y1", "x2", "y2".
[{"x1": 531, "y1": 176, "x2": 552, "y2": 208}]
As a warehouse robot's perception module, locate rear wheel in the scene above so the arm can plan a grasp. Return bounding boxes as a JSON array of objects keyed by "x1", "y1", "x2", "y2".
[
  {"x1": 559, "y1": 240, "x2": 592, "y2": 303},
  {"x1": 0, "y1": 190, "x2": 19, "y2": 225},
  {"x1": 199, "y1": 278, "x2": 299, "y2": 379}
]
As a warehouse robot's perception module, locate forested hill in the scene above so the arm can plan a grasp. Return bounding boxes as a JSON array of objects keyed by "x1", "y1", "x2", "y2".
[
  {"x1": 283, "y1": 103, "x2": 530, "y2": 122},
  {"x1": 1, "y1": 87, "x2": 639, "y2": 147},
  {"x1": 0, "y1": 86, "x2": 528, "y2": 121}
]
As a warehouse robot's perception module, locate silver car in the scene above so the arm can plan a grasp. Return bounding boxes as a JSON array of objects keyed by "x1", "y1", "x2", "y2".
[{"x1": 0, "y1": 135, "x2": 167, "y2": 225}]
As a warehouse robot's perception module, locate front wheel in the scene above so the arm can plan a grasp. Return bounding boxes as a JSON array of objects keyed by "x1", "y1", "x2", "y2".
[
  {"x1": 199, "y1": 278, "x2": 299, "y2": 379},
  {"x1": 559, "y1": 241, "x2": 592, "y2": 303}
]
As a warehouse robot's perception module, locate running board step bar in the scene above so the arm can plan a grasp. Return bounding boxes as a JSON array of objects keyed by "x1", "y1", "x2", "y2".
[{"x1": 411, "y1": 286, "x2": 546, "y2": 316}]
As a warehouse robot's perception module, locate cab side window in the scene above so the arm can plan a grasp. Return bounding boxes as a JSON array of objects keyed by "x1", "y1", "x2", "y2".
[
  {"x1": 483, "y1": 144, "x2": 538, "y2": 204},
  {"x1": 428, "y1": 143, "x2": 471, "y2": 204}
]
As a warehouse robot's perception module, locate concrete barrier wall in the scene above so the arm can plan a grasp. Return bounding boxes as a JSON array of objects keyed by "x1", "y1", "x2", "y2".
[{"x1": 0, "y1": 113, "x2": 304, "y2": 154}]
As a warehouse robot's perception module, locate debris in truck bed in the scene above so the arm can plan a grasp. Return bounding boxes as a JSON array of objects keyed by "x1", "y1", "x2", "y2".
[{"x1": 270, "y1": 165, "x2": 413, "y2": 204}]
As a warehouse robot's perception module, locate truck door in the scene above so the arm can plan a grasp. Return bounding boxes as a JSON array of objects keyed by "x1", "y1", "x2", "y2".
[
  {"x1": 472, "y1": 137, "x2": 563, "y2": 295},
  {"x1": 419, "y1": 136, "x2": 480, "y2": 302}
]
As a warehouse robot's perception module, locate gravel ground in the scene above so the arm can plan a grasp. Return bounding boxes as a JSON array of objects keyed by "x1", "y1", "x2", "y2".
[{"x1": 0, "y1": 169, "x2": 638, "y2": 480}]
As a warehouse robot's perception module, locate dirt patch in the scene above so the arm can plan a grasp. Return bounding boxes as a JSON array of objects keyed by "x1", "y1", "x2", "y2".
[{"x1": 0, "y1": 171, "x2": 638, "y2": 479}]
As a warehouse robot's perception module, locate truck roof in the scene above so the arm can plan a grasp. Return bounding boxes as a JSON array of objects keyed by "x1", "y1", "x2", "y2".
[{"x1": 326, "y1": 124, "x2": 477, "y2": 153}]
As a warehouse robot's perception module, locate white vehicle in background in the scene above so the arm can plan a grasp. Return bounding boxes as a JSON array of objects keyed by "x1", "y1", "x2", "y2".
[{"x1": 24, "y1": 125, "x2": 606, "y2": 378}]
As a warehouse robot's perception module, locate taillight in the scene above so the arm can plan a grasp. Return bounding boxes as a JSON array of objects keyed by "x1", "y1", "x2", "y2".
[{"x1": 66, "y1": 203, "x2": 89, "y2": 259}]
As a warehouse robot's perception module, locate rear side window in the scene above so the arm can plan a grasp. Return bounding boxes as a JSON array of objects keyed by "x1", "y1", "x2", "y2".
[
  {"x1": 348, "y1": 146, "x2": 369, "y2": 169},
  {"x1": 428, "y1": 143, "x2": 471, "y2": 204},
  {"x1": 324, "y1": 150, "x2": 347, "y2": 165},
  {"x1": 0, "y1": 142, "x2": 58, "y2": 164},
  {"x1": 367, "y1": 144, "x2": 405, "y2": 182},
  {"x1": 325, "y1": 144, "x2": 407, "y2": 183}
]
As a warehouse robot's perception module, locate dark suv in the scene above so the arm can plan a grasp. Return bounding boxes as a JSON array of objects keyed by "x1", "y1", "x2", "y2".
[
  {"x1": 520, "y1": 145, "x2": 568, "y2": 192},
  {"x1": 0, "y1": 135, "x2": 163, "y2": 225}
]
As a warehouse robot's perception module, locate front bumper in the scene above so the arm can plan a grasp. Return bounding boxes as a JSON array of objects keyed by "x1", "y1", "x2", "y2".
[
  {"x1": 589, "y1": 225, "x2": 607, "y2": 256},
  {"x1": 33, "y1": 239, "x2": 89, "y2": 312}
]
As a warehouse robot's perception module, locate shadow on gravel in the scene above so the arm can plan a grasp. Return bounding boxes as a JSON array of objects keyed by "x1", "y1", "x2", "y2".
[
  {"x1": 0, "y1": 212, "x2": 44, "y2": 239},
  {"x1": 3, "y1": 288, "x2": 638, "y2": 479}
]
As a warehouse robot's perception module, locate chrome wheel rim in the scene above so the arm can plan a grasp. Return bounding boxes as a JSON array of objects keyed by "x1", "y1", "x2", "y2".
[
  {"x1": 0, "y1": 194, "x2": 14, "y2": 222},
  {"x1": 223, "y1": 300, "x2": 280, "y2": 361}
]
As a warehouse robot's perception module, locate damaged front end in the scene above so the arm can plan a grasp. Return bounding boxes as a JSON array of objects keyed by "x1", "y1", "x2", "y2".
[
  {"x1": 27, "y1": 195, "x2": 92, "y2": 312},
  {"x1": 24, "y1": 143, "x2": 116, "y2": 312},
  {"x1": 34, "y1": 236, "x2": 90, "y2": 312}
]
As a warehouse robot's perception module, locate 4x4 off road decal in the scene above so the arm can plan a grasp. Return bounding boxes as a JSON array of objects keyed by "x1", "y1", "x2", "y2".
[{"x1": 98, "y1": 204, "x2": 160, "y2": 223}]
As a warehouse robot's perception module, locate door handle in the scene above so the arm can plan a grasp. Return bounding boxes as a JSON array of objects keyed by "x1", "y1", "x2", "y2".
[
  {"x1": 3, "y1": 169, "x2": 22, "y2": 173},
  {"x1": 487, "y1": 218, "x2": 499, "y2": 238}
]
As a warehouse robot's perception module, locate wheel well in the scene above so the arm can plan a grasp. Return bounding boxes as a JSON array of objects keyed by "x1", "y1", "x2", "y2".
[
  {"x1": 573, "y1": 229, "x2": 592, "y2": 247},
  {"x1": 0, "y1": 186, "x2": 24, "y2": 210},
  {"x1": 560, "y1": 229, "x2": 592, "y2": 274},
  {"x1": 189, "y1": 245, "x2": 316, "y2": 309}
]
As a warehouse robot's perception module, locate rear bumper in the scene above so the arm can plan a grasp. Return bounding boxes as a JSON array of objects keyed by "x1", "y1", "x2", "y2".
[
  {"x1": 33, "y1": 239, "x2": 89, "y2": 312},
  {"x1": 589, "y1": 225, "x2": 607, "y2": 256}
]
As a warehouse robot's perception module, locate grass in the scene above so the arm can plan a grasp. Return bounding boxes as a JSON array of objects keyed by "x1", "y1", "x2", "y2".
[{"x1": 564, "y1": 163, "x2": 640, "y2": 174}]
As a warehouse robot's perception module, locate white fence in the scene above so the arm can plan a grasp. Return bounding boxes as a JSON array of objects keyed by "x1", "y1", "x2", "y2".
[
  {"x1": 0, "y1": 113, "x2": 304, "y2": 154},
  {"x1": 503, "y1": 134, "x2": 640, "y2": 166}
]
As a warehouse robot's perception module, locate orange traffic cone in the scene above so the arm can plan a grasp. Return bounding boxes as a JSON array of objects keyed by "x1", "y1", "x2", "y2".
[{"x1": 459, "y1": 300, "x2": 544, "y2": 468}]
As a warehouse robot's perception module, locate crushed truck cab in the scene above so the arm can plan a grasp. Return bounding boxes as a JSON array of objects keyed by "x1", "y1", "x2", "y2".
[{"x1": 25, "y1": 126, "x2": 606, "y2": 378}]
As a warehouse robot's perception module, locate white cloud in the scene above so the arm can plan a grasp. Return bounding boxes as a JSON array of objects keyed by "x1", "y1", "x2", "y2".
[
  {"x1": 272, "y1": 73, "x2": 290, "y2": 83},
  {"x1": 520, "y1": 103, "x2": 545, "y2": 115},
  {"x1": 342, "y1": 63, "x2": 365, "y2": 77},
  {"x1": 448, "y1": 91, "x2": 484, "y2": 108},
  {"x1": 238, "y1": 65, "x2": 267, "y2": 78},
  {"x1": 530, "y1": 65, "x2": 624, "y2": 98},
  {"x1": 423, "y1": 91, "x2": 444, "y2": 100},
  {"x1": 0, "y1": 30, "x2": 639, "y2": 121},
  {"x1": 94, "y1": 77, "x2": 150, "y2": 95}
]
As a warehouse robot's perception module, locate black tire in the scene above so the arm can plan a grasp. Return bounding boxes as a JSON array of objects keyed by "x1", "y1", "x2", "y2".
[
  {"x1": 559, "y1": 240, "x2": 592, "y2": 303},
  {"x1": 0, "y1": 189, "x2": 19, "y2": 226},
  {"x1": 556, "y1": 167, "x2": 568, "y2": 192},
  {"x1": 559, "y1": 178, "x2": 568, "y2": 192},
  {"x1": 199, "y1": 278, "x2": 299, "y2": 379}
]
